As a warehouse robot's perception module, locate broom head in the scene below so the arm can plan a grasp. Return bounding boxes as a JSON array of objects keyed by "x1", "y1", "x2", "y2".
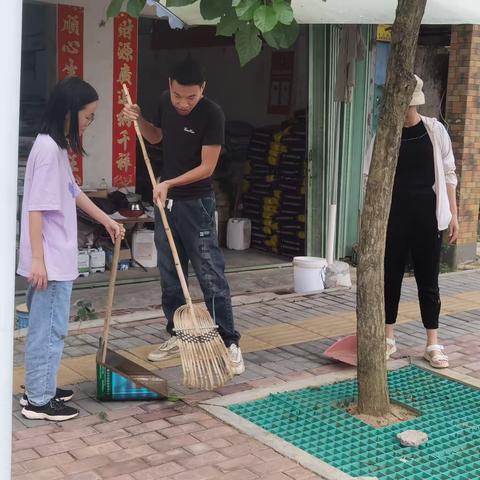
[{"x1": 174, "y1": 303, "x2": 234, "y2": 390}]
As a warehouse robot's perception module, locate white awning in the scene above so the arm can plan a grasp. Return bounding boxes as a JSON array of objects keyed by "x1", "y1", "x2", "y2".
[{"x1": 142, "y1": 0, "x2": 480, "y2": 27}]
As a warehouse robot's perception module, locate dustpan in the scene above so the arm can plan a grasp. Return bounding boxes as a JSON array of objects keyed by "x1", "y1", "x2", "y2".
[
  {"x1": 96, "y1": 235, "x2": 168, "y2": 401},
  {"x1": 323, "y1": 335, "x2": 358, "y2": 366}
]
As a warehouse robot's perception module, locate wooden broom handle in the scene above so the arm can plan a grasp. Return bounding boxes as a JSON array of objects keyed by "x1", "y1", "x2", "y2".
[
  {"x1": 102, "y1": 234, "x2": 121, "y2": 363},
  {"x1": 122, "y1": 83, "x2": 193, "y2": 308}
]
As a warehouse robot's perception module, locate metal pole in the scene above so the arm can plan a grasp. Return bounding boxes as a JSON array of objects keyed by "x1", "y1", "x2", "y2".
[{"x1": 0, "y1": 1, "x2": 23, "y2": 477}]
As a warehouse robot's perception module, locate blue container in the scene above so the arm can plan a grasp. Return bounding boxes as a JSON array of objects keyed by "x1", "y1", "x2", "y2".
[{"x1": 15, "y1": 304, "x2": 29, "y2": 329}]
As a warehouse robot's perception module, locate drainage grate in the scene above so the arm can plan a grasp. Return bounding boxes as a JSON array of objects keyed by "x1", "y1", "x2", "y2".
[{"x1": 229, "y1": 366, "x2": 480, "y2": 479}]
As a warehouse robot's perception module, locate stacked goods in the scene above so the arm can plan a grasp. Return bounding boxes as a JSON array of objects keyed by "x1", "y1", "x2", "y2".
[
  {"x1": 242, "y1": 128, "x2": 279, "y2": 253},
  {"x1": 242, "y1": 112, "x2": 307, "y2": 257},
  {"x1": 277, "y1": 114, "x2": 307, "y2": 257}
]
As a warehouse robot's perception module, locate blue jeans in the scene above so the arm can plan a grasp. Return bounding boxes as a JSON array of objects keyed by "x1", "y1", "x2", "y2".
[
  {"x1": 25, "y1": 281, "x2": 73, "y2": 406},
  {"x1": 154, "y1": 193, "x2": 240, "y2": 347}
]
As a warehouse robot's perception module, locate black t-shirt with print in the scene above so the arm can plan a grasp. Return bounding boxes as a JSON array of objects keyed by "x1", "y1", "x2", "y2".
[{"x1": 154, "y1": 91, "x2": 225, "y2": 200}]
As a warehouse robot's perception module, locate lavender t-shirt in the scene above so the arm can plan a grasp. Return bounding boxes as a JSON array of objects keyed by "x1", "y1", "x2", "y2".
[{"x1": 17, "y1": 134, "x2": 81, "y2": 281}]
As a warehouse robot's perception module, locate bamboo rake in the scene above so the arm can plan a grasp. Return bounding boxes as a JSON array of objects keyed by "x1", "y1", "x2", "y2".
[{"x1": 121, "y1": 84, "x2": 233, "y2": 390}]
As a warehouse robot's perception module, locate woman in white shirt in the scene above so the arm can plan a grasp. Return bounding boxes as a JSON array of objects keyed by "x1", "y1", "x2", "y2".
[{"x1": 365, "y1": 75, "x2": 459, "y2": 368}]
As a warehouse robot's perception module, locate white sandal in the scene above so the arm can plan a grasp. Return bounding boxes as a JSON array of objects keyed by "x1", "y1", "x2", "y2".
[
  {"x1": 386, "y1": 338, "x2": 397, "y2": 360},
  {"x1": 424, "y1": 344, "x2": 449, "y2": 368}
]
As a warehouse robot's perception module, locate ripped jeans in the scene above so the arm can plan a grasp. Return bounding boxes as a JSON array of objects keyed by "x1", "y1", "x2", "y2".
[{"x1": 154, "y1": 193, "x2": 240, "y2": 347}]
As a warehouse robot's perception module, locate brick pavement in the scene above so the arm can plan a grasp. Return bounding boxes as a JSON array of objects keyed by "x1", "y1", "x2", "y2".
[{"x1": 10, "y1": 270, "x2": 480, "y2": 479}]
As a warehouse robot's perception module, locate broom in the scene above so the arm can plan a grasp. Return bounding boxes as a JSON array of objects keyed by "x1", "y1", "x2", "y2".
[{"x1": 122, "y1": 84, "x2": 234, "y2": 390}]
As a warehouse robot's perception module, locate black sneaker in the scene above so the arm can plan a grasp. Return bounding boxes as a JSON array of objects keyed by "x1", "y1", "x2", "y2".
[
  {"x1": 20, "y1": 387, "x2": 74, "y2": 407},
  {"x1": 22, "y1": 399, "x2": 79, "y2": 422}
]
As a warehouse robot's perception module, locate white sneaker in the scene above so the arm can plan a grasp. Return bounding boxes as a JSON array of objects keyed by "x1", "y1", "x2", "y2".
[
  {"x1": 148, "y1": 336, "x2": 179, "y2": 362},
  {"x1": 228, "y1": 344, "x2": 245, "y2": 375}
]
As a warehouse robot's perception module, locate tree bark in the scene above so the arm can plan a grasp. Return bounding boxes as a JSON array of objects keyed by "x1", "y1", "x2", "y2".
[{"x1": 357, "y1": 0, "x2": 427, "y2": 416}]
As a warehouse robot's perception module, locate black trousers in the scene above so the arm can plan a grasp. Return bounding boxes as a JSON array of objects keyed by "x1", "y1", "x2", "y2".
[{"x1": 384, "y1": 191, "x2": 442, "y2": 329}]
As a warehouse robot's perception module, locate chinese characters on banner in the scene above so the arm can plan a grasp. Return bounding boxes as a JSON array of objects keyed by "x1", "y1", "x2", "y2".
[
  {"x1": 57, "y1": 4, "x2": 84, "y2": 185},
  {"x1": 112, "y1": 13, "x2": 138, "y2": 187}
]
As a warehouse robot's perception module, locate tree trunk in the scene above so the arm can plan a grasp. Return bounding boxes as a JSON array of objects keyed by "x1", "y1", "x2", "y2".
[{"x1": 357, "y1": 0, "x2": 427, "y2": 416}]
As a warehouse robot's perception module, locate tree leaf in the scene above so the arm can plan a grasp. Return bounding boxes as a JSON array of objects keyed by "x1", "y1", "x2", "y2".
[
  {"x1": 232, "y1": 0, "x2": 242, "y2": 6},
  {"x1": 272, "y1": 0, "x2": 294, "y2": 25},
  {"x1": 262, "y1": 20, "x2": 299, "y2": 49},
  {"x1": 200, "y1": 0, "x2": 231, "y2": 20},
  {"x1": 263, "y1": 29, "x2": 281, "y2": 49},
  {"x1": 127, "y1": 0, "x2": 145, "y2": 17},
  {"x1": 216, "y1": 8, "x2": 241, "y2": 36},
  {"x1": 166, "y1": 0, "x2": 197, "y2": 7},
  {"x1": 253, "y1": 5, "x2": 278, "y2": 33},
  {"x1": 107, "y1": 0, "x2": 124, "y2": 18},
  {"x1": 235, "y1": 0, "x2": 260, "y2": 21},
  {"x1": 235, "y1": 23, "x2": 262, "y2": 66}
]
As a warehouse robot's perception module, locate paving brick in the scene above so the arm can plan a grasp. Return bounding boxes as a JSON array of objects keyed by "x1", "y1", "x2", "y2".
[
  {"x1": 131, "y1": 461, "x2": 185, "y2": 479},
  {"x1": 61, "y1": 472, "x2": 103, "y2": 480},
  {"x1": 70, "y1": 441, "x2": 122, "y2": 460},
  {"x1": 15, "y1": 424, "x2": 60, "y2": 440},
  {"x1": 218, "y1": 454, "x2": 263, "y2": 471},
  {"x1": 134, "y1": 408, "x2": 180, "y2": 423},
  {"x1": 23, "y1": 453, "x2": 74, "y2": 472},
  {"x1": 58, "y1": 455, "x2": 111, "y2": 476},
  {"x1": 12, "y1": 448, "x2": 40, "y2": 464},
  {"x1": 144, "y1": 448, "x2": 191, "y2": 466},
  {"x1": 49, "y1": 427, "x2": 98, "y2": 443},
  {"x1": 212, "y1": 469, "x2": 259, "y2": 480},
  {"x1": 12, "y1": 466, "x2": 65, "y2": 480},
  {"x1": 82, "y1": 429, "x2": 131, "y2": 446},
  {"x1": 191, "y1": 426, "x2": 237, "y2": 442},
  {"x1": 150, "y1": 434, "x2": 199, "y2": 453},
  {"x1": 250, "y1": 458, "x2": 298, "y2": 475},
  {"x1": 177, "y1": 450, "x2": 228, "y2": 469},
  {"x1": 13, "y1": 434, "x2": 54, "y2": 452},
  {"x1": 35, "y1": 438, "x2": 87, "y2": 457},
  {"x1": 284, "y1": 466, "x2": 319, "y2": 479},
  {"x1": 96, "y1": 458, "x2": 150, "y2": 478},
  {"x1": 172, "y1": 465, "x2": 223, "y2": 480},
  {"x1": 116, "y1": 432, "x2": 165, "y2": 449},
  {"x1": 108, "y1": 444, "x2": 157, "y2": 462},
  {"x1": 94, "y1": 416, "x2": 140, "y2": 433},
  {"x1": 125, "y1": 419, "x2": 170, "y2": 434}
]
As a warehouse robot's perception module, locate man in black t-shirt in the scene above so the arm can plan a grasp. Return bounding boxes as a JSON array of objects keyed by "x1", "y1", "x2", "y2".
[{"x1": 123, "y1": 56, "x2": 244, "y2": 374}]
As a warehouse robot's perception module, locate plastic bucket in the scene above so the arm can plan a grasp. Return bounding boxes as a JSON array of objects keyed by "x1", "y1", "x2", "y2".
[
  {"x1": 293, "y1": 256, "x2": 327, "y2": 293},
  {"x1": 15, "y1": 303, "x2": 29, "y2": 329}
]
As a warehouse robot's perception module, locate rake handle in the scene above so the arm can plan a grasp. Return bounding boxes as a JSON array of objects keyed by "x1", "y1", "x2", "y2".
[
  {"x1": 102, "y1": 234, "x2": 122, "y2": 363},
  {"x1": 122, "y1": 84, "x2": 193, "y2": 308}
]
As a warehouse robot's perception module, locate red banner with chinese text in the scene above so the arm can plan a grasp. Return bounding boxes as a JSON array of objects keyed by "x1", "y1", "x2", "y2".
[
  {"x1": 57, "y1": 4, "x2": 84, "y2": 185},
  {"x1": 112, "y1": 13, "x2": 138, "y2": 188}
]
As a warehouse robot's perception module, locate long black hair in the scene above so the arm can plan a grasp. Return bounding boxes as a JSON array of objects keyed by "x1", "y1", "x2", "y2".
[{"x1": 39, "y1": 77, "x2": 98, "y2": 154}]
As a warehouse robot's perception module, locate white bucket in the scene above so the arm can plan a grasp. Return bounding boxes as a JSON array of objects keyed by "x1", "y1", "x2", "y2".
[
  {"x1": 226, "y1": 218, "x2": 252, "y2": 250},
  {"x1": 293, "y1": 256, "x2": 327, "y2": 293}
]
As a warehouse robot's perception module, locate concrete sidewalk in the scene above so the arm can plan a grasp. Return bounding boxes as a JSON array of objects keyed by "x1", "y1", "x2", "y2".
[{"x1": 11, "y1": 270, "x2": 480, "y2": 479}]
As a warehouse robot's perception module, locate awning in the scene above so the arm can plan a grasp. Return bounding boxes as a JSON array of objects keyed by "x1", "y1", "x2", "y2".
[{"x1": 142, "y1": 0, "x2": 480, "y2": 27}]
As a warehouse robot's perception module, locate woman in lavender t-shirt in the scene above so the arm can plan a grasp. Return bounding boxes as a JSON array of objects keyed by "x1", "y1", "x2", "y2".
[{"x1": 17, "y1": 77, "x2": 124, "y2": 422}]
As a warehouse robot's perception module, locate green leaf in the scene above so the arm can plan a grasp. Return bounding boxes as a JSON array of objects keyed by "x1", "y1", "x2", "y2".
[
  {"x1": 127, "y1": 0, "x2": 146, "y2": 17},
  {"x1": 253, "y1": 5, "x2": 278, "y2": 33},
  {"x1": 107, "y1": 0, "x2": 124, "y2": 18},
  {"x1": 216, "y1": 8, "x2": 241, "y2": 36},
  {"x1": 235, "y1": 22, "x2": 262, "y2": 66},
  {"x1": 232, "y1": 0, "x2": 242, "y2": 6},
  {"x1": 272, "y1": 0, "x2": 294, "y2": 25},
  {"x1": 235, "y1": 0, "x2": 260, "y2": 21},
  {"x1": 200, "y1": 0, "x2": 231, "y2": 20},
  {"x1": 166, "y1": 0, "x2": 197, "y2": 7},
  {"x1": 262, "y1": 20, "x2": 299, "y2": 49}
]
